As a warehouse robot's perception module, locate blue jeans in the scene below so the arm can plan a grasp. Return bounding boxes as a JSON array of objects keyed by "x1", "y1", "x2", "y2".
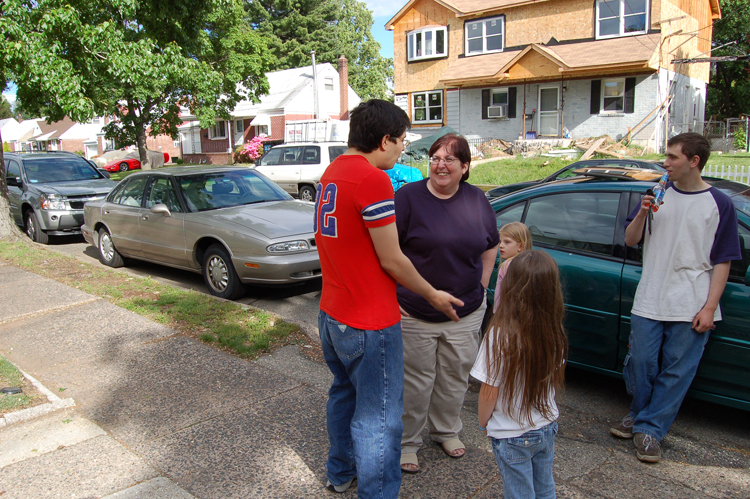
[
  {"x1": 625, "y1": 314, "x2": 710, "y2": 441},
  {"x1": 491, "y1": 422, "x2": 557, "y2": 499},
  {"x1": 318, "y1": 311, "x2": 404, "y2": 499}
]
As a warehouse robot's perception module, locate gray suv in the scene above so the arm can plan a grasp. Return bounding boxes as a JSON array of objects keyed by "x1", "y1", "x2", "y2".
[{"x1": 4, "y1": 152, "x2": 118, "y2": 244}]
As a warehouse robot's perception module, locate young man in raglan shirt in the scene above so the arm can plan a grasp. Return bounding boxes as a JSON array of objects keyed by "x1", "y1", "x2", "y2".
[
  {"x1": 611, "y1": 132, "x2": 741, "y2": 463},
  {"x1": 314, "y1": 99, "x2": 463, "y2": 498}
]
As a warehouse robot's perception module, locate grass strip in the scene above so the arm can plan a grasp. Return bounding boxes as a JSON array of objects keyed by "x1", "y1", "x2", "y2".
[
  {"x1": 0, "y1": 240, "x2": 302, "y2": 359},
  {"x1": 0, "y1": 354, "x2": 33, "y2": 412}
]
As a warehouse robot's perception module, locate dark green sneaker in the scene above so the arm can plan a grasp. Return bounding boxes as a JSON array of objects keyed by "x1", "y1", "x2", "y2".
[
  {"x1": 634, "y1": 433, "x2": 661, "y2": 463},
  {"x1": 610, "y1": 415, "x2": 635, "y2": 439}
]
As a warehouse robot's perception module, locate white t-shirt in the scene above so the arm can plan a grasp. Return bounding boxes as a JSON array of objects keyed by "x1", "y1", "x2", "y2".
[
  {"x1": 630, "y1": 184, "x2": 741, "y2": 322},
  {"x1": 470, "y1": 331, "x2": 558, "y2": 439}
]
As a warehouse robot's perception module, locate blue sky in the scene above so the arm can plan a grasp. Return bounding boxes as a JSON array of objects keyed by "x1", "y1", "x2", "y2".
[{"x1": 2, "y1": 2, "x2": 399, "y2": 104}]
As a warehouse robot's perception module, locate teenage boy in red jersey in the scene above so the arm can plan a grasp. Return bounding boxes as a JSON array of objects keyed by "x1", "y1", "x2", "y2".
[{"x1": 315, "y1": 99, "x2": 463, "y2": 498}]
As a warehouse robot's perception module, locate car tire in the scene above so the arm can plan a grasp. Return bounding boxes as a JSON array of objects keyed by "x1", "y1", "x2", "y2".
[
  {"x1": 25, "y1": 210, "x2": 49, "y2": 244},
  {"x1": 299, "y1": 185, "x2": 316, "y2": 202},
  {"x1": 98, "y1": 228, "x2": 125, "y2": 267},
  {"x1": 203, "y1": 244, "x2": 245, "y2": 300},
  {"x1": 118, "y1": 162, "x2": 129, "y2": 172}
]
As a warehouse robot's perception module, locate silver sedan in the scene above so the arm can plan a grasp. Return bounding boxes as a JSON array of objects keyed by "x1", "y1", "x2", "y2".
[{"x1": 82, "y1": 166, "x2": 320, "y2": 299}]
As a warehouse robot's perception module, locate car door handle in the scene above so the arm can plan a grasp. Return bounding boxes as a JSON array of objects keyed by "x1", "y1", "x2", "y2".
[
  {"x1": 104, "y1": 210, "x2": 110, "y2": 214},
  {"x1": 141, "y1": 215, "x2": 149, "y2": 220}
]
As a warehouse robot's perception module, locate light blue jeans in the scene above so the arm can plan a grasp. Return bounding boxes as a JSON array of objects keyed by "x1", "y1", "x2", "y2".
[
  {"x1": 491, "y1": 421, "x2": 558, "y2": 499},
  {"x1": 625, "y1": 314, "x2": 710, "y2": 441},
  {"x1": 318, "y1": 311, "x2": 404, "y2": 499}
]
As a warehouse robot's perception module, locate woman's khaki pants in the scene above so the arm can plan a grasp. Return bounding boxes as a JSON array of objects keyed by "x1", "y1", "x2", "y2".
[{"x1": 400, "y1": 301, "x2": 485, "y2": 455}]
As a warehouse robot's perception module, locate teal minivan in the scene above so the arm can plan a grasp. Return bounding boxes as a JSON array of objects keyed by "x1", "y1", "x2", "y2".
[{"x1": 487, "y1": 172, "x2": 750, "y2": 411}]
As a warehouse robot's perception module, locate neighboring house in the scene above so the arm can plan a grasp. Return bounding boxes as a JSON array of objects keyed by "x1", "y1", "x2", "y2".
[
  {"x1": 179, "y1": 57, "x2": 361, "y2": 164},
  {"x1": 1, "y1": 118, "x2": 41, "y2": 152},
  {"x1": 386, "y1": 0, "x2": 720, "y2": 151}
]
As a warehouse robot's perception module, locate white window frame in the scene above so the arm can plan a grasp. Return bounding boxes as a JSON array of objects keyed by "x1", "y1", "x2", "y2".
[
  {"x1": 255, "y1": 125, "x2": 268, "y2": 136},
  {"x1": 407, "y1": 26, "x2": 448, "y2": 62},
  {"x1": 412, "y1": 91, "x2": 443, "y2": 124},
  {"x1": 208, "y1": 120, "x2": 227, "y2": 140},
  {"x1": 596, "y1": 0, "x2": 648, "y2": 39},
  {"x1": 491, "y1": 88, "x2": 508, "y2": 106},
  {"x1": 465, "y1": 16, "x2": 504, "y2": 56},
  {"x1": 601, "y1": 78, "x2": 626, "y2": 113},
  {"x1": 324, "y1": 77, "x2": 334, "y2": 91}
]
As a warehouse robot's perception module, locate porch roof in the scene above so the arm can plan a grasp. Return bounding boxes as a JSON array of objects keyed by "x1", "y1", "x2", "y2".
[{"x1": 439, "y1": 34, "x2": 660, "y2": 87}]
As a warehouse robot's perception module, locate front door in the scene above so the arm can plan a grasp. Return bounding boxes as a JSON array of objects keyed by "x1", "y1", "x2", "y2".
[{"x1": 538, "y1": 87, "x2": 559, "y2": 137}]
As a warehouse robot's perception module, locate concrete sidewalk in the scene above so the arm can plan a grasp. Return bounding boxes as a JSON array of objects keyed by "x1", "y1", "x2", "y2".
[{"x1": 1, "y1": 261, "x2": 749, "y2": 498}]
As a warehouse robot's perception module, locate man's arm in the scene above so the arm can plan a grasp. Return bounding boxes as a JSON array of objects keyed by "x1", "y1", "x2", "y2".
[
  {"x1": 480, "y1": 245, "x2": 499, "y2": 290},
  {"x1": 369, "y1": 223, "x2": 464, "y2": 322},
  {"x1": 624, "y1": 194, "x2": 654, "y2": 247},
  {"x1": 692, "y1": 261, "x2": 731, "y2": 333}
]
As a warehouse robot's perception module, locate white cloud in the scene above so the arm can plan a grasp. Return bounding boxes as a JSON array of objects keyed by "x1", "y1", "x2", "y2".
[{"x1": 364, "y1": 0, "x2": 404, "y2": 18}]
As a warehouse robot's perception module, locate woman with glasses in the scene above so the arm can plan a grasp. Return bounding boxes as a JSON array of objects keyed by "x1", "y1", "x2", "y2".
[{"x1": 395, "y1": 133, "x2": 499, "y2": 473}]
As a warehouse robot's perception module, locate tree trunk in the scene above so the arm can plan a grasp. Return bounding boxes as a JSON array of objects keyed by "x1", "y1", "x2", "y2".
[
  {"x1": 136, "y1": 128, "x2": 151, "y2": 170},
  {"x1": 0, "y1": 128, "x2": 25, "y2": 240}
]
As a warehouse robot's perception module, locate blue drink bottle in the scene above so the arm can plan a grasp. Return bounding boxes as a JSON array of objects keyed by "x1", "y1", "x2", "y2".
[{"x1": 650, "y1": 173, "x2": 668, "y2": 212}]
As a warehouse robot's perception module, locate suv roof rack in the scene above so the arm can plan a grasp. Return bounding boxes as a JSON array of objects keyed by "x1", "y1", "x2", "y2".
[{"x1": 573, "y1": 167, "x2": 662, "y2": 182}]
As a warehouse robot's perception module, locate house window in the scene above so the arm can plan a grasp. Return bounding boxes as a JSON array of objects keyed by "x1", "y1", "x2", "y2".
[
  {"x1": 413, "y1": 91, "x2": 442, "y2": 123},
  {"x1": 491, "y1": 89, "x2": 508, "y2": 106},
  {"x1": 256, "y1": 125, "x2": 268, "y2": 136},
  {"x1": 324, "y1": 77, "x2": 334, "y2": 91},
  {"x1": 235, "y1": 120, "x2": 244, "y2": 134},
  {"x1": 208, "y1": 120, "x2": 227, "y2": 139},
  {"x1": 465, "y1": 16, "x2": 504, "y2": 56},
  {"x1": 407, "y1": 26, "x2": 448, "y2": 62},
  {"x1": 602, "y1": 78, "x2": 625, "y2": 112},
  {"x1": 596, "y1": 0, "x2": 648, "y2": 38}
]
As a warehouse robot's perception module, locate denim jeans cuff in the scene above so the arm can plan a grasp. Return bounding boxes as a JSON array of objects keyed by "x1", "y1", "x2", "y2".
[{"x1": 632, "y1": 426, "x2": 660, "y2": 441}]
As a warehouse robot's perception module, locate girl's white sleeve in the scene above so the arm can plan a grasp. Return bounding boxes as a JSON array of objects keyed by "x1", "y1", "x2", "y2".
[{"x1": 470, "y1": 332, "x2": 500, "y2": 387}]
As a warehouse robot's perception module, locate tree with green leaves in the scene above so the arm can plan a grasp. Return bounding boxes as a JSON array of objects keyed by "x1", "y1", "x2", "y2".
[
  {"x1": 706, "y1": 0, "x2": 750, "y2": 119},
  {"x1": 2, "y1": 0, "x2": 272, "y2": 169},
  {"x1": 245, "y1": 0, "x2": 393, "y2": 101},
  {"x1": 0, "y1": 95, "x2": 12, "y2": 119}
]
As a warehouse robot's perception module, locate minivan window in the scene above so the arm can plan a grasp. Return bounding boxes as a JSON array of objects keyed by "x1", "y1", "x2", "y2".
[
  {"x1": 730, "y1": 223, "x2": 750, "y2": 281},
  {"x1": 329, "y1": 146, "x2": 347, "y2": 163},
  {"x1": 302, "y1": 146, "x2": 321, "y2": 164},
  {"x1": 495, "y1": 201, "x2": 525, "y2": 227},
  {"x1": 259, "y1": 148, "x2": 281, "y2": 166},
  {"x1": 524, "y1": 192, "x2": 620, "y2": 256},
  {"x1": 281, "y1": 146, "x2": 303, "y2": 164}
]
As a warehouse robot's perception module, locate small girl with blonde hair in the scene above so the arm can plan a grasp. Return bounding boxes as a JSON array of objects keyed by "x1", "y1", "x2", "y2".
[
  {"x1": 471, "y1": 250, "x2": 568, "y2": 499},
  {"x1": 493, "y1": 222, "x2": 532, "y2": 312}
]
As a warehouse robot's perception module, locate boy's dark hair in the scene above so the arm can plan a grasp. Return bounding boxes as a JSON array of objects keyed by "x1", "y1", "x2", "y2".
[
  {"x1": 668, "y1": 132, "x2": 711, "y2": 170},
  {"x1": 348, "y1": 99, "x2": 411, "y2": 153},
  {"x1": 428, "y1": 133, "x2": 472, "y2": 182}
]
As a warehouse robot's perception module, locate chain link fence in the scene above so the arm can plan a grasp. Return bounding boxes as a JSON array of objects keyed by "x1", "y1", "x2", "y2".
[{"x1": 669, "y1": 118, "x2": 749, "y2": 153}]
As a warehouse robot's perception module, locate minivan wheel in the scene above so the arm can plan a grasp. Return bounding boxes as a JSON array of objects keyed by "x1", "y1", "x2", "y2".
[
  {"x1": 203, "y1": 244, "x2": 245, "y2": 300},
  {"x1": 25, "y1": 210, "x2": 49, "y2": 244},
  {"x1": 299, "y1": 185, "x2": 316, "y2": 202},
  {"x1": 98, "y1": 228, "x2": 125, "y2": 267}
]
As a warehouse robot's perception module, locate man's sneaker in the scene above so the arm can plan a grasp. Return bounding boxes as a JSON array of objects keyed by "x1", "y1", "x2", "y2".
[
  {"x1": 326, "y1": 478, "x2": 354, "y2": 493},
  {"x1": 634, "y1": 433, "x2": 661, "y2": 463},
  {"x1": 610, "y1": 415, "x2": 635, "y2": 439}
]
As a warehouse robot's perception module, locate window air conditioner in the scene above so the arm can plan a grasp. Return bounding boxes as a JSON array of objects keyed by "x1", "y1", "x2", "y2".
[{"x1": 487, "y1": 105, "x2": 508, "y2": 118}]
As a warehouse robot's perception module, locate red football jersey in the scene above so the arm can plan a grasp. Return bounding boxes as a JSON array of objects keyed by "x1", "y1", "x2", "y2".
[{"x1": 314, "y1": 154, "x2": 400, "y2": 330}]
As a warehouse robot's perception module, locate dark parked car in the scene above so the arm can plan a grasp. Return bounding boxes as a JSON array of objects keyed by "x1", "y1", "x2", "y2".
[
  {"x1": 487, "y1": 169, "x2": 750, "y2": 411},
  {"x1": 485, "y1": 159, "x2": 665, "y2": 199},
  {"x1": 82, "y1": 166, "x2": 321, "y2": 299},
  {"x1": 4, "y1": 151, "x2": 118, "y2": 244}
]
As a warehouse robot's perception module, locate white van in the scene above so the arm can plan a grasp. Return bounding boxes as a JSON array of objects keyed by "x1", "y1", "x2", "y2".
[{"x1": 254, "y1": 142, "x2": 348, "y2": 201}]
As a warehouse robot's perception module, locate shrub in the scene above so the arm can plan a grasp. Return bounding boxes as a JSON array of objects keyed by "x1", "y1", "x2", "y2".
[
  {"x1": 734, "y1": 126, "x2": 747, "y2": 151},
  {"x1": 2, "y1": 142, "x2": 10, "y2": 152},
  {"x1": 73, "y1": 150, "x2": 85, "y2": 156},
  {"x1": 234, "y1": 134, "x2": 268, "y2": 163},
  {"x1": 174, "y1": 157, "x2": 184, "y2": 165}
]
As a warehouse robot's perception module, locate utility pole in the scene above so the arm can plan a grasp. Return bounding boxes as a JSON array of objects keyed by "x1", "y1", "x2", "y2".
[{"x1": 311, "y1": 50, "x2": 319, "y2": 120}]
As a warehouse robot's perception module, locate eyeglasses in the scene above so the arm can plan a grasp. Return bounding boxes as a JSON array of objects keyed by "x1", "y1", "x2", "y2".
[
  {"x1": 429, "y1": 156, "x2": 458, "y2": 166},
  {"x1": 390, "y1": 136, "x2": 410, "y2": 148}
]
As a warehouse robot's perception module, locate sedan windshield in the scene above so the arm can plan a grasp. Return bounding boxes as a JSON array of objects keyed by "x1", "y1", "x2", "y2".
[
  {"x1": 24, "y1": 158, "x2": 104, "y2": 183},
  {"x1": 177, "y1": 170, "x2": 292, "y2": 212}
]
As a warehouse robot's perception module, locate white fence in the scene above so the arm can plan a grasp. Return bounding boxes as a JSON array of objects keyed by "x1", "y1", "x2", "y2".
[{"x1": 703, "y1": 165, "x2": 750, "y2": 185}]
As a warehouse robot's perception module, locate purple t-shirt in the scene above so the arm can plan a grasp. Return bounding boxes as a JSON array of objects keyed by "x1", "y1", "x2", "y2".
[{"x1": 395, "y1": 179, "x2": 500, "y2": 322}]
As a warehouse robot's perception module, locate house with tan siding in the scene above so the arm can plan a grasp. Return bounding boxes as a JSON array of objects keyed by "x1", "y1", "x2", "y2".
[{"x1": 386, "y1": 0, "x2": 720, "y2": 151}]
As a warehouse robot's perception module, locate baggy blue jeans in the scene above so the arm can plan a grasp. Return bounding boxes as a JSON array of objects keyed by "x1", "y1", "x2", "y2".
[
  {"x1": 491, "y1": 421, "x2": 558, "y2": 499},
  {"x1": 318, "y1": 311, "x2": 404, "y2": 499},
  {"x1": 625, "y1": 314, "x2": 711, "y2": 441}
]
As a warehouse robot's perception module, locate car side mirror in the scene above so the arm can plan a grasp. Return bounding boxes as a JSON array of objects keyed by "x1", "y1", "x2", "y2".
[
  {"x1": 6, "y1": 176, "x2": 21, "y2": 187},
  {"x1": 98, "y1": 169, "x2": 111, "y2": 179},
  {"x1": 150, "y1": 204, "x2": 172, "y2": 217}
]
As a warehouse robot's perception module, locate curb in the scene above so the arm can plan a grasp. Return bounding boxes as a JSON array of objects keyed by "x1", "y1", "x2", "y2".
[{"x1": 0, "y1": 367, "x2": 75, "y2": 428}]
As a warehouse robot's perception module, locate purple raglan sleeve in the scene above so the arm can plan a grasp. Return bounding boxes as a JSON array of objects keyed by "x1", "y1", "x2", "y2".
[{"x1": 709, "y1": 188, "x2": 742, "y2": 265}]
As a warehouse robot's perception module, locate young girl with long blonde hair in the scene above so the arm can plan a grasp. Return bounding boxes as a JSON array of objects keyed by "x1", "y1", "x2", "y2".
[
  {"x1": 493, "y1": 222, "x2": 532, "y2": 312},
  {"x1": 471, "y1": 250, "x2": 568, "y2": 499}
]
